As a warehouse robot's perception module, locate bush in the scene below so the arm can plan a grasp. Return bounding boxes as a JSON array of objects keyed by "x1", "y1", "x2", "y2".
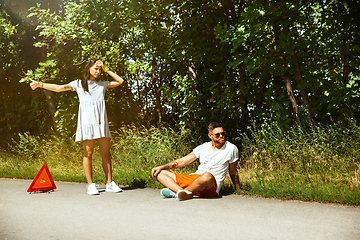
[
  {"x1": 240, "y1": 119, "x2": 360, "y2": 175},
  {"x1": 2, "y1": 122, "x2": 360, "y2": 205},
  {"x1": 9, "y1": 133, "x2": 44, "y2": 161}
]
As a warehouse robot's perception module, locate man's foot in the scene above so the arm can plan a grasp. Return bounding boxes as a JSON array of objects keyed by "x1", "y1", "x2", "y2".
[
  {"x1": 160, "y1": 188, "x2": 176, "y2": 198},
  {"x1": 105, "y1": 181, "x2": 123, "y2": 193},
  {"x1": 176, "y1": 190, "x2": 193, "y2": 201},
  {"x1": 86, "y1": 183, "x2": 99, "y2": 195}
]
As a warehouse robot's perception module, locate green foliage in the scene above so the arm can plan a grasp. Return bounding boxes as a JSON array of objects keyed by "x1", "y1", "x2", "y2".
[
  {"x1": 111, "y1": 125, "x2": 196, "y2": 168},
  {"x1": 2, "y1": 123, "x2": 360, "y2": 205},
  {"x1": 241, "y1": 170, "x2": 360, "y2": 205},
  {"x1": 2, "y1": 0, "x2": 360, "y2": 142},
  {"x1": 3, "y1": 125, "x2": 196, "y2": 187},
  {"x1": 9, "y1": 133, "x2": 43, "y2": 161},
  {"x1": 110, "y1": 125, "x2": 198, "y2": 187},
  {"x1": 241, "y1": 118, "x2": 360, "y2": 173},
  {"x1": 214, "y1": 0, "x2": 360, "y2": 125},
  {"x1": 235, "y1": 118, "x2": 360, "y2": 204},
  {"x1": 0, "y1": 1, "x2": 54, "y2": 146},
  {"x1": 1, "y1": 0, "x2": 360, "y2": 204}
]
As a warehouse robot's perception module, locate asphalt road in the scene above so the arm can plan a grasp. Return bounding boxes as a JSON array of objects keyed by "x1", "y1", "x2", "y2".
[{"x1": 0, "y1": 178, "x2": 359, "y2": 240}]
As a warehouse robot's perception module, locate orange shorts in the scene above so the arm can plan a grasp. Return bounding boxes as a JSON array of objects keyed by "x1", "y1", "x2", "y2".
[{"x1": 174, "y1": 173, "x2": 217, "y2": 198}]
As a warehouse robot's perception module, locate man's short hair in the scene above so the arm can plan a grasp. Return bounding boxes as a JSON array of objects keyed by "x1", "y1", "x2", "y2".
[{"x1": 207, "y1": 122, "x2": 223, "y2": 133}]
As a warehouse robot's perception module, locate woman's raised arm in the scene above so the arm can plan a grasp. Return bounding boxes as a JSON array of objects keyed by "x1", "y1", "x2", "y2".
[
  {"x1": 106, "y1": 70, "x2": 125, "y2": 89},
  {"x1": 95, "y1": 60, "x2": 124, "y2": 89}
]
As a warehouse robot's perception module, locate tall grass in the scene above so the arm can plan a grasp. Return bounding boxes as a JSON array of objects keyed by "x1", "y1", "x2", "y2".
[
  {"x1": 109, "y1": 125, "x2": 198, "y2": 188},
  {"x1": 241, "y1": 119, "x2": 360, "y2": 175},
  {"x1": 1, "y1": 121, "x2": 359, "y2": 205},
  {"x1": 237, "y1": 118, "x2": 360, "y2": 205},
  {"x1": 1, "y1": 125, "x2": 197, "y2": 189}
]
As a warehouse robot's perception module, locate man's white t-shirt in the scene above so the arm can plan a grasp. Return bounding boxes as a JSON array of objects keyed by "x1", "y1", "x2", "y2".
[{"x1": 192, "y1": 141, "x2": 239, "y2": 194}]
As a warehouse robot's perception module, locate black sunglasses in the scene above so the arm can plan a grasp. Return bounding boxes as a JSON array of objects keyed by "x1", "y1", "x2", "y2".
[{"x1": 213, "y1": 132, "x2": 226, "y2": 138}]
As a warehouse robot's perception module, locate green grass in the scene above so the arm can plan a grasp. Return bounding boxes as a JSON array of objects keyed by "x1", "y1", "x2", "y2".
[
  {"x1": 1, "y1": 126, "x2": 197, "y2": 188},
  {"x1": 233, "y1": 118, "x2": 360, "y2": 205},
  {"x1": 1, "y1": 121, "x2": 360, "y2": 206}
]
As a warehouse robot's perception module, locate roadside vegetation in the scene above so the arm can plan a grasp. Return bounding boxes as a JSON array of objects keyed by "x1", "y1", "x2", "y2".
[{"x1": 1, "y1": 119, "x2": 359, "y2": 206}]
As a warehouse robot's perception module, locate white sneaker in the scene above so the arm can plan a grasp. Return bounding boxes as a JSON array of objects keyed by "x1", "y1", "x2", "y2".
[
  {"x1": 176, "y1": 190, "x2": 193, "y2": 201},
  {"x1": 106, "y1": 181, "x2": 123, "y2": 193},
  {"x1": 86, "y1": 183, "x2": 99, "y2": 195}
]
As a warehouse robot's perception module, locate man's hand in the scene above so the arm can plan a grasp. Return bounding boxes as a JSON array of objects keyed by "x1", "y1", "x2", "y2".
[
  {"x1": 151, "y1": 159, "x2": 180, "y2": 178},
  {"x1": 151, "y1": 166, "x2": 164, "y2": 178}
]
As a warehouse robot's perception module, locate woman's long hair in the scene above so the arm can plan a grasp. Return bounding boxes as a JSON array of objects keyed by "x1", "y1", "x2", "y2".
[{"x1": 82, "y1": 58, "x2": 99, "y2": 92}]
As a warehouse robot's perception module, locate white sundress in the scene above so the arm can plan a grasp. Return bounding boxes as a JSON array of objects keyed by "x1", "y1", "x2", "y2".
[{"x1": 69, "y1": 79, "x2": 111, "y2": 142}]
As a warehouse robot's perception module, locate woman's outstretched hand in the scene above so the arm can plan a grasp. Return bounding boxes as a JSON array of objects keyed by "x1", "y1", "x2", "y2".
[{"x1": 30, "y1": 79, "x2": 42, "y2": 90}]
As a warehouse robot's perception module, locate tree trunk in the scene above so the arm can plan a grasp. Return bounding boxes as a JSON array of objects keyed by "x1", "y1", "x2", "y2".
[
  {"x1": 238, "y1": 63, "x2": 250, "y2": 122},
  {"x1": 0, "y1": 90, "x2": 9, "y2": 136},
  {"x1": 291, "y1": 53, "x2": 311, "y2": 114},
  {"x1": 43, "y1": 90, "x2": 58, "y2": 132},
  {"x1": 152, "y1": 58, "x2": 162, "y2": 126},
  {"x1": 187, "y1": 61, "x2": 200, "y2": 138},
  {"x1": 343, "y1": 39, "x2": 350, "y2": 82},
  {"x1": 283, "y1": 74, "x2": 298, "y2": 120},
  {"x1": 40, "y1": 45, "x2": 58, "y2": 133},
  {"x1": 284, "y1": 25, "x2": 311, "y2": 115},
  {"x1": 269, "y1": 3, "x2": 300, "y2": 122}
]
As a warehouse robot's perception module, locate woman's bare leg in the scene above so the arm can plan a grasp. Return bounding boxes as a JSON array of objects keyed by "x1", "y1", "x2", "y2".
[
  {"x1": 97, "y1": 137, "x2": 112, "y2": 184},
  {"x1": 83, "y1": 140, "x2": 96, "y2": 185}
]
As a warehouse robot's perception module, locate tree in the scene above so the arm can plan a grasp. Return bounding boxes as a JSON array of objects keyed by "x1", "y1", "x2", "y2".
[
  {"x1": 215, "y1": 0, "x2": 360, "y2": 127},
  {"x1": 0, "y1": 0, "x2": 51, "y2": 146},
  {"x1": 1, "y1": 0, "x2": 358, "y2": 144}
]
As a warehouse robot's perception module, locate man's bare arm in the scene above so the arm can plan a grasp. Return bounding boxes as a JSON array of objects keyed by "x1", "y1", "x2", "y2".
[
  {"x1": 163, "y1": 160, "x2": 179, "y2": 170},
  {"x1": 230, "y1": 173, "x2": 240, "y2": 187},
  {"x1": 229, "y1": 161, "x2": 242, "y2": 191},
  {"x1": 151, "y1": 152, "x2": 197, "y2": 178}
]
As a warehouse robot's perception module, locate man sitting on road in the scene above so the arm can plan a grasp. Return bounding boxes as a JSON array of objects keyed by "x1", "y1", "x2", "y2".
[{"x1": 151, "y1": 122, "x2": 241, "y2": 200}]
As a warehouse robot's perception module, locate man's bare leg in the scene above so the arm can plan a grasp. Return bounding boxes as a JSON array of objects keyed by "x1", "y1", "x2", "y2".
[
  {"x1": 155, "y1": 170, "x2": 183, "y2": 193},
  {"x1": 157, "y1": 171, "x2": 216, "y2": 200},
  {"x1": 175, "y1": 172, "x2": 216, "y2": 200},
  {"x1": 184, "y1": 172, "x2": 216, "y2": 193}
]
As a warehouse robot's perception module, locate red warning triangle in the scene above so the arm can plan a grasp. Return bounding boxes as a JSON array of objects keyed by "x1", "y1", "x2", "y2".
[{"x1": 27, "y1": 162, "x2": 56, "y2": 193}]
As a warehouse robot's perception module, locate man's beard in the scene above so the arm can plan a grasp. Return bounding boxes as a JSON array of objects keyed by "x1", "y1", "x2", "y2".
[{"x1": 213, "y1": 138, "x2": 225, "y2": 144}]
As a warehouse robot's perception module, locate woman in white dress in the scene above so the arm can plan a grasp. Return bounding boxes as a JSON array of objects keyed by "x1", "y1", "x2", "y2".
[{"x1": 30, "y1": 58, "x2": 124, "y2": 195}]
